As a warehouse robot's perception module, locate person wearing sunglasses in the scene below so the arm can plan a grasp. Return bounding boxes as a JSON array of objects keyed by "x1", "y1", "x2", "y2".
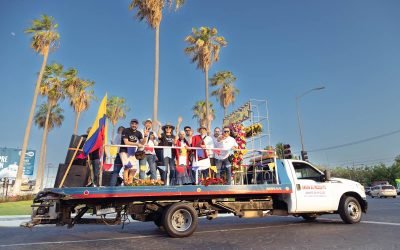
[
  {"x1": 183, "y1": 126, "x2": 193, "y2": 145},
  {"x1": 215, "y1": 126, "x2": 238, "y2": 185}
]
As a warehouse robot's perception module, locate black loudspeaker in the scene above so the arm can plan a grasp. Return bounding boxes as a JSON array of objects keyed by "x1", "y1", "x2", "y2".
[
  {"x1": 54, "y1": 163, "x2": 90, "y2": 188},
  {"x1": 65, "y1": 135, "x2": 87, "y2": 166}
]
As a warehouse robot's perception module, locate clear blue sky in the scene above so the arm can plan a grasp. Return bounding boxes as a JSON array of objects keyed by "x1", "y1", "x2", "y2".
[{"x1": 1, "y1": 0, "x2": 400, "y2": 177}]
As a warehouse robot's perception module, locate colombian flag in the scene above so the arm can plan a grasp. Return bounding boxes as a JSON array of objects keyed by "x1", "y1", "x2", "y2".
[{"x1": 83, "y1": 95, "x2": 108, "y2": 155}]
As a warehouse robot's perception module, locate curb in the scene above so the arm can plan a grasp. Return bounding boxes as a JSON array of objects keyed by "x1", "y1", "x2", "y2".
[{"x1": 0, "y1": 215, "x2": 31, "y2": 221}]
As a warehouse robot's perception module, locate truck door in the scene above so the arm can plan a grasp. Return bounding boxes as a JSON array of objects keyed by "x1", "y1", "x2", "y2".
[{"x1": 290, "y1": 161, "x2": 334, "y2": 212}]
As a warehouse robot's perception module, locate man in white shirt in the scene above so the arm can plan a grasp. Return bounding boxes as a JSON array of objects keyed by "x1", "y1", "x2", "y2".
[
  {"x1": 215, "y1": 126, "x2": 238, "y2": 185},
  {"x1": 140, "y1": 118, "x2": 158, "y2": 180}
]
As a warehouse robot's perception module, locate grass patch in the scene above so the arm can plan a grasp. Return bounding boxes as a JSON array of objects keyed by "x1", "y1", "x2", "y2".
[{"x1": 0, "y1": 200, "x2": 32, "y2": 216}]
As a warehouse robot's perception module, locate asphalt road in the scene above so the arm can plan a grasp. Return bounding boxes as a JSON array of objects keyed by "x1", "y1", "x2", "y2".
[{"x1": 0, "y1": 197, "x2": 399, "y2": 250}]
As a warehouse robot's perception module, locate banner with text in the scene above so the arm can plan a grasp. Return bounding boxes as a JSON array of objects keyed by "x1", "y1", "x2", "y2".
[
  {"x1": 0, "y1": 148, "x2": 35, "y2": 178},
  {"x1": 223, "y1": 102, "x2": 251, "y2": 127}
]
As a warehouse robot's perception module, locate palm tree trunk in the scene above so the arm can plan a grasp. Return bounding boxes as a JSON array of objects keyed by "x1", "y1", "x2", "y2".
[
  {"x1": 224, "y1": 107, "x2": 227, "y2": 119},
  {"x1": 73, "y1": 111, "x2": 81, "y2": 135},
  {"x1": 34, "y1": 103, "x2": 52, "y2": 193},
  {"x1": 205, "y1": 69, "x2": 209, "y2": 131},
  {"x1": 152, "y1": 26, "x2": 160, "y2": 130},
  {"x1": 14, "y1": 46, "x2": 49, "y2": 195},
  {"x1": 111, "y1": 125, "x2": 115, "y2": 144}
]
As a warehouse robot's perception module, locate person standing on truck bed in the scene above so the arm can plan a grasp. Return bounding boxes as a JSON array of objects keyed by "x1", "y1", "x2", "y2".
[
  {"x1": 110, "y1": 126, "x2": 124, "y2": 186},
  {"x1": 174, "y1": 130, "x2": 192, "y2": 185},
  {"x1": 192, "y1": 125, "x2": 213, "y2": 180},
  {"x1": 215, "y1": 126, "x2": 238, "y2": 185},
  {"x1": 141, "y1": 118, "x2": 158, "y2": 180},
  {"x1": 158, "y1": 121, "x2": 178, "y2": 185},
  {"x1": 119, "y1": 119, "x2": 144, "y2": 185},
  {"x1": 211, "y1": 127, "x2": 221, "y2": 168}
]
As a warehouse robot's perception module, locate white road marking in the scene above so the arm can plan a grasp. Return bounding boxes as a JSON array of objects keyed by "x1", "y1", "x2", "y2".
[
  {"x1": 362, "y1": 220, "x2": 400, "y2": 226},
  {"x1": 1, "y1": 219, "x2": 399, "y2": 247},
  {"x1": 319, "y1": 218, "x2": 400, "y2": 226},
  {"x1": 0, "y1": 223, "x2": 302, "y2": 247},
  {"x1": 0, "y1": 235, "x2": 159, "y2": 248}
]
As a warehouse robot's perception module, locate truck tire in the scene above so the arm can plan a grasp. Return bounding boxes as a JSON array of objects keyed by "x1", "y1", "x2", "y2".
[
  {"x1": 302, "y1": 214, "x2": 318, "y2": 222},
  {"x1": 162, "y1": 203, "x2": 198, "y2": 238},
  {"x1": 339, "y1": 196, "x2": 362, "y2": 224}
]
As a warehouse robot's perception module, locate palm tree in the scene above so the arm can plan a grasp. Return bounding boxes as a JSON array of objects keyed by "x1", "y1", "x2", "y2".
[
  {"x1": 63, "y1": 68, "x2": 96, "y2": 135},
  {"x1": 275, "y1": 143, "x2": 284, "y2": 159},
  {"x1": 34, "y1": 103, "x2": 64, "y2": 131},
  {"x1": 210, "y1": 71, "x2": 239, "y2": 118},
  {"x1": 129, "y1": 0, "x2": 185, "y2": 129},
  {"x1": 34, "y1": 103, "x2": 64, "y2": 189},
  {"x1": 106, "y1": 96, "x2": 130, "y2": 140},
  {"x1": 34, "y1": 63, "x2": 65, "y2": 192},
  {"x1": 192, "y1": 100, "x2": 215, "y2": 128},
  {"x1": 184, "y1": 26, "x2": 227, "y2": 131},
  {"x1": 15, "y1": 15, "x2": 60, "y2": 194}
]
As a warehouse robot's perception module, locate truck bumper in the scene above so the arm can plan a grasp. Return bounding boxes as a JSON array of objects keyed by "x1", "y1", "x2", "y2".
[{"x1": 361, "y1": 198, "x2": 368, "y2": 213}]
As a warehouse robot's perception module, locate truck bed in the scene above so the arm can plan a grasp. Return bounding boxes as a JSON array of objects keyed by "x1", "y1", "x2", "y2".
[{"x1": 42, "y1": 183, "x2": 292, "y2": 202}]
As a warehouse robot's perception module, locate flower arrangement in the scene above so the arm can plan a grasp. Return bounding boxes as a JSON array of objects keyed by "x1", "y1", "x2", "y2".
[
  {"x1": 230, "y1": 123, "x2": 247, "y2": 172},
  {"x1": 200, "y1": 177, "x2": 226, "y2": 186},
  {"x1": 129, "y1": 179, "x2": 164, "y2": 186},
  {"x1": 244, "y1": 123, "x2": 263, "y2": 138}
]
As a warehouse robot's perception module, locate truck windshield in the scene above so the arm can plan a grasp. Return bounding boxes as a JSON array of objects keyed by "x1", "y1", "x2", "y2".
[{"x1": 292, "y1": 162, "x2": 322, "y2": 180}]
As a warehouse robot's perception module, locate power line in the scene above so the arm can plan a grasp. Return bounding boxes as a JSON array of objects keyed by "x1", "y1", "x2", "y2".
[
  {"x1": 308, "y1": 128, "x2": 400, "y2": 153},
  {"x1": 334, "y1": 157, "x2": 395, "y2": 166}
]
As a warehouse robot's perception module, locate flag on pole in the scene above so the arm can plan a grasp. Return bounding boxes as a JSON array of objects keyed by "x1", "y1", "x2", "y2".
[{"x1": 83, "y1": 95, "x2": 108, "y2": 155}]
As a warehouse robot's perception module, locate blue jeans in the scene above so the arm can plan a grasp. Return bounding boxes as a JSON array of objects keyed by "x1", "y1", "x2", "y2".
[
  {"x1": 110, "y1": 155, "x2": 123, "y2": 186},
  {"x1": 216, "y1": 158, "x2": 232, "y2": 185},
  {"x1": 145, "y1": 154, "x2": 157, "y2": 180},
  {"x1": 163, "y1": 157, "x2": 176, "y2": 185}
]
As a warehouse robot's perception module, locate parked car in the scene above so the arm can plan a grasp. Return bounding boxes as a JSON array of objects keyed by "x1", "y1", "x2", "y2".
[
  {"x1": 397, "y1": 188, "x2": 400, "y2": 195},
  {"x1": 365, "y1": 187, "x2": 372, "y2": 196},
  {"x1": 370, "y1": 185, "x2": 397, "y2": 198}
]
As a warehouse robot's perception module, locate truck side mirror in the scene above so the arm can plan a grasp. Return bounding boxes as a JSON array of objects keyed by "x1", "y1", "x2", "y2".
[{"x1": 324, "y1": 170, "x2": 331, "y2": 181}]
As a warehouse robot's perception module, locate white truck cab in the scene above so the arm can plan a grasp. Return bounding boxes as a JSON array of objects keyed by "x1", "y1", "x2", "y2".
[{"x1": 279, "y1": 159, "x2": 367, "y2": 223}]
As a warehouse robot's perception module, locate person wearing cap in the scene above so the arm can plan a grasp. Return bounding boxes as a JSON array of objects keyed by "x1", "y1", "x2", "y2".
[
  {"x1": 158, "y1": 121, "x2": 177, "y2": 185},
  {"x1": 215, "y1": 126, "x2": 238, "y2": 185},
  {"x1": 191, "y1": 125, "x2": 214, "y2": 180},
  {"x1": 210, "y1": 127, "x2": 221, "y2": 173},
  {"x1": 119, "y1": 119, "x2": 144, "y2": 185},
  {"x1": 140, "y1": 118, "x2": 158, "y2": 180}
]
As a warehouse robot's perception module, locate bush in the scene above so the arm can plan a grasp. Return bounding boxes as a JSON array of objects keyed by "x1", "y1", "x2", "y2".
[{"x1": 0, "y1": 194, "x2": 35, "y2": 203}]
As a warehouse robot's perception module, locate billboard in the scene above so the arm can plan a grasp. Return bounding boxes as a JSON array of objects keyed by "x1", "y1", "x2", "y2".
[{"x1": 0, "y1": 148, "x2": 36, "y2": 178}]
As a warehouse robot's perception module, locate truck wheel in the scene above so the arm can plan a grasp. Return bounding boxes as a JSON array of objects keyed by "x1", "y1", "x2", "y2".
[
  {"x1": 302, "y1": 214, "x2": 318, "y2": 222},
  {"x1": 339, "y1": 196, "x2": 362, "y2": 224},
  {"x1": 162, "y1": 203, "x2": 198, "y2": 238}
]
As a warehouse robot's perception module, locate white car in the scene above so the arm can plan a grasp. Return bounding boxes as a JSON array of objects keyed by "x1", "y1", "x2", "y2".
[{"x1": 370, "y1": 185, "x2": 397, "y2": 198}]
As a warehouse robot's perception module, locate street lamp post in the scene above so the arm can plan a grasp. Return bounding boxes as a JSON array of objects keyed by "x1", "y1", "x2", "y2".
[{"x1": 296, "y1": 86, "x2": 325, "y2": 156}]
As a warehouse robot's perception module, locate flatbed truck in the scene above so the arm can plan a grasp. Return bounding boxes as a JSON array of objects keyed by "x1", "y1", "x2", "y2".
[{"x1": 23, "y1": 159, "x2": 367, "y2": 238}]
